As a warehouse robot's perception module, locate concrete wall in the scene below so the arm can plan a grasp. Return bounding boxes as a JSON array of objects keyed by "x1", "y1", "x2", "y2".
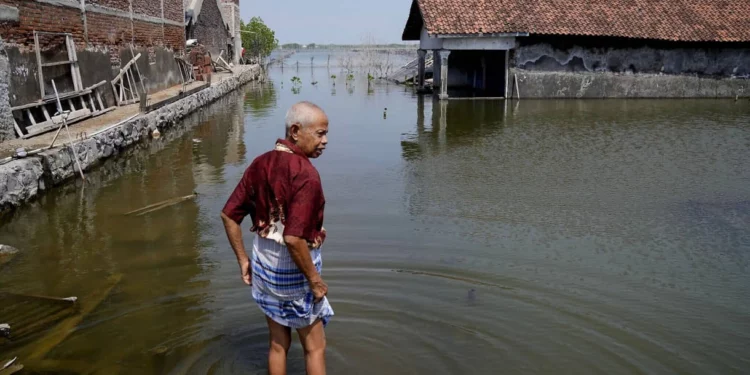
[
  {"x1": 512, "y1": 36, "x2": 749, "y2": 98},
  {"x1": 516, "y1": 43, "x2": 750, "y2": 77},
  {"x1": 512, "y1": 69, "x2": 749, "y2": 99},
  {"x1": 0, "y1": 39, "x2": 14, "y2": 142},
  {"x1": 219, "y1": 0, "x2": 240, "y2": 63}
]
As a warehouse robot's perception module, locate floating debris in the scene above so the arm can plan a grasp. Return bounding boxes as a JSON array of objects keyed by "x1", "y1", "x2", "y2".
[
  {"x1": 192, "y1": 138, "x2": 202, "y2": 143},
  {"x1": 2, "y1": 358, "x2": 16, "y2": 370},
  {"x1": 0, "y1": 356, "x2": 22, "y2": 375},
  {"x1": 124, "y1": 193, "x2": 198, "y2": 216},
  {"x1": 0, "y1": 245, "x2": 19, "y2": 267},
  {"x1": 28, "y1": 274, "x2": 122, "y2": 360},
  {"x1": 152, "y1": 129, "x2": 161, "y2": 138},
  {"x1": 0, "y1": 324, "x2": 9, "y2": 338}
]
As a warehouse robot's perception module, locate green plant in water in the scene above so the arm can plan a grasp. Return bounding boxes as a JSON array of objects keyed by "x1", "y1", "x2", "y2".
[
  {"x1": 346, "y1": 74, "x2": 355, "y2": 81},
  {"x1": 367, "y1": 73, "x2": 374, "y2": 81},
  {"x1": 330, "y1": 74, "x2": 337, "y2": 79},
  {"x1": 291, "y1": 76, "x2": 301, "y2": 85}
]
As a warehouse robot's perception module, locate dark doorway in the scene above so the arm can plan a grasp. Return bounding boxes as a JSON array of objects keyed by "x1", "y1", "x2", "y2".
[{"x1": 446, "y1": 50, "x2": 507, "y2": 98}]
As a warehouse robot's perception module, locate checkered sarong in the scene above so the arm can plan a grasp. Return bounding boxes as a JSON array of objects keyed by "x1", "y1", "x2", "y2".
[{"x1": 251, "y1": 236, "x2": 334, "y2": 328}]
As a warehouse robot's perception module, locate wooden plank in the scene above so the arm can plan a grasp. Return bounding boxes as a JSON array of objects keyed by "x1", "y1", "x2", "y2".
[
  {"x1": 22, "y1": 111, "x2": 93, "y2": 139},
  {"x1": 13, "y1": 118, "x2": 24, "y2": 138},
  {"x1": 126, "y1": 70, "x2": 135, "y2": 100},
  {"x1": 96, "y1": 90, "x2": 104, "y2": 109},
  {"x1": 129, "y1": 44, "x2": 146, "y2": 96},
  {"x1": 93, "y1": 106, "x2": 116, "y2": 116},
  {"x1": 34, "y1": 32, "x2": 44, "y2": 100},
  {"x1": 26, "y1": 109, "x2": 36, "y2": 126},
  {"x1": 113, "y1": 53, "x2": 141, "y2": 83},
  {"x1": 88, "y1": 93, "x2": 96, "y2": 111},
  {"x1": 67, "y1": 35, "x2": 83, "y2": 92},
  {"x1": 41, "y1": 60, "x2": 74, "y2": 68},
  {"x1": 86, "y1": 80, "x2": 108, "y2": 90},
  {"x1": 41, "y1": 105, "x2": 51, "y2": 121},
  {"x1": 125, "y1": 194, "x2": 198, "y2": 216},
  {"x1": 112, "y1": 81, "x2": 121, "y2": 106}
]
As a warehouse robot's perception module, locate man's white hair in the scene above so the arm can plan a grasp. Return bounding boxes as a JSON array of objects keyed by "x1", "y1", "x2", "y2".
[{"x1": 285, "y1": 101, "x2": 325, "y2": 136}]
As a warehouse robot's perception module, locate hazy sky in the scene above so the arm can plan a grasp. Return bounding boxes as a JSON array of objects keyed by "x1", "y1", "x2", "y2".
[{"x1": 239, "y1": 0, "x2": 414, "y2": 44}]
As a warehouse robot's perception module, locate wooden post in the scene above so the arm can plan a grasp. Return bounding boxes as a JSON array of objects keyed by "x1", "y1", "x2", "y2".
[
  {"x1": 130, "y1": 44, "x2": 146, "y2": 96},
  {"x1": 417, "y1": 49, "x2": 426, "y2": 90},
  {"x1": 34, "y1": 32, "x2": 44, "y2": 99}
]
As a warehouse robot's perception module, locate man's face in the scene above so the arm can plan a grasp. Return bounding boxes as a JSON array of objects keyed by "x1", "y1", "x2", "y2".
[{"x1": 292, "y1": 113, "x2": 329, "y2": 158}]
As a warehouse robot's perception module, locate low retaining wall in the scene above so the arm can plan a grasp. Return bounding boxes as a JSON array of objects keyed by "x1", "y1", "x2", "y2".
[
  {"x1": 512, "y1": 69, "x2": 748, "y2": 99},
  {"x1": 0, "y1": 65, "x2": 261, "y2": 212}
]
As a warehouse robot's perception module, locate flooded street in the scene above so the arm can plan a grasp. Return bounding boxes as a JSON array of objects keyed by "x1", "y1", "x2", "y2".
[{"x1": 1, "y1": 63, "x2": 750, "y2": 374}]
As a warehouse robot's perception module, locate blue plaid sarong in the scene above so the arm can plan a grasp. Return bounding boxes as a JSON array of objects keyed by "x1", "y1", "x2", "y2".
[{"x1": 251, "y1": 236, "x2": 334, "y2": 328}]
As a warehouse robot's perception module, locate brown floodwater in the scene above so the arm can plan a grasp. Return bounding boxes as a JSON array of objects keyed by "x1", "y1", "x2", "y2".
[{"x1": 1, "y1": 62, "x2": 750, "y2": 374}]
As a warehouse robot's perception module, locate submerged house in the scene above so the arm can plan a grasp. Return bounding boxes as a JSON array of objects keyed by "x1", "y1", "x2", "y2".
[{"x1": 401, "y1": 0, "x2": 750, "y2": 99}]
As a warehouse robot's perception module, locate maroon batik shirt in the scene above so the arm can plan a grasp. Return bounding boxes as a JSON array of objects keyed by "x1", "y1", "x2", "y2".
[{"x1": 222, "y1": 139, "x2": 326, "y2": 248}]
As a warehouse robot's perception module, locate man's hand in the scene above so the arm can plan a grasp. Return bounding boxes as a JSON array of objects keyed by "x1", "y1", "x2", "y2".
[
  {"x1": 284, "y1": 235, "x2": 328, "y2": 302},
  {"x1": 309, "y1": 277, "x2": 328, "y2": 302},
  {"x1": 239, "y1": 258, "x2": 252, "y2": 285},
  {"x1": 221, "y1": 212, "x2": 252, "y2": 287}
]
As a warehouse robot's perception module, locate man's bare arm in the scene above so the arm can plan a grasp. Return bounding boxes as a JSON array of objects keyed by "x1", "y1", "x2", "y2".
[
  {"x1": 284, "y1": 235, "x2": 328, "y2": 301},
  {"x1": 221, "y1": 212, "x2": 251, "y2": 285}
]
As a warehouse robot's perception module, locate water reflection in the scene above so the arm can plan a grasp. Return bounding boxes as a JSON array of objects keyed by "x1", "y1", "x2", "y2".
[
  {"x1": 0, "y1": 95, "x2": 247, "y2": 373},
  {"x1": 243, "y1": 80, "x2": 277, "y2": 119}
]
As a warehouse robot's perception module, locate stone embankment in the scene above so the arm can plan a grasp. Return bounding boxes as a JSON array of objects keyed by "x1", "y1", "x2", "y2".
[{"x1": 0, "y1": 65, "x2": 261, "y2": 212}]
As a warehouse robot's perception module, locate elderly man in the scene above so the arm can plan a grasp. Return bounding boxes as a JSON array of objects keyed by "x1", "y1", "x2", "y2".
[{"x1": 221, "y1": 101, "x2": 333, "y2": 375}]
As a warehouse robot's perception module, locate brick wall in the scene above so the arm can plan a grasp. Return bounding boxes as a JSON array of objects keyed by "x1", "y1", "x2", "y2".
[
  {"x1": 164, "y1": 0, "x2": 184, "y2": 23},
  {"x1": 164, "y1": 24, "x2": 184, "y2": 51},
  {"x1": 132, "y1": 0, "x2": 162, "y2": 17},
  {"x1": 88, "y1": 0, "x2": 130, "y2": 12},
  {"x1": 0, "y1": 0, "x2": 186, "y2": 109},
  {"x1": 0, "y1": 0, "x2": 86, "y2": 50}
]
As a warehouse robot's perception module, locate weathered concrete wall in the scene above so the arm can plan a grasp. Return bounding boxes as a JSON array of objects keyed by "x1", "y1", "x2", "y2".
[
  {"x1": 190, "y1": 0, "x2": 230, "y2": 58},
  {"x1": 0, "y1": 65, "x2": 260, "y2": 212},
  {"x1": 0, "y1": 39, "x2": 14, "y2": 142},
  {"x1": 516, "y1": 43, "x2": 750, "y2": 78},
  {"x1": 512, "y1": 69, "x2": 749, "y2": 99},
  {"x1": 219, "y1": 0, "x2": 240, "y2": 63},
  {"x1": 511, "y1": 36, "x2": 750, "y2": 98},
  {"x1": 126, "y1": 47, "x2": 182, "y2": 97}
]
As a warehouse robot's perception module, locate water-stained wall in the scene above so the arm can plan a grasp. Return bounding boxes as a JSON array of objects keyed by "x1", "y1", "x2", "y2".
[{"x1": 512, "y1": 36, "x2": 750, "y2": 98}]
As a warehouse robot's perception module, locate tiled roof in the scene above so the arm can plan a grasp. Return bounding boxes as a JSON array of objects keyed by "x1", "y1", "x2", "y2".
[{"x1": 404, "y1": 0, "x2": 750, "y2": 42}]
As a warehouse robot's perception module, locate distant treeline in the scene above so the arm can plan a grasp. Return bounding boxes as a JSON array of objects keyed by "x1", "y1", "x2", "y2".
[{"x1": 279, "y1": 43, "x2": 417, "y2": 50}]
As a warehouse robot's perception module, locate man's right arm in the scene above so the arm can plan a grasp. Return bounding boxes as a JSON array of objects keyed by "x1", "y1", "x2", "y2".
[{"x1": 284, "y1": 235, "x2": 327, "y2": 301}]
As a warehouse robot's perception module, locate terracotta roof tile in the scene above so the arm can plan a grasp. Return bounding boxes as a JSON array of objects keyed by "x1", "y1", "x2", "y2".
[{"x1": 411, "y1": 0, "x2": 750, "y2": 42}]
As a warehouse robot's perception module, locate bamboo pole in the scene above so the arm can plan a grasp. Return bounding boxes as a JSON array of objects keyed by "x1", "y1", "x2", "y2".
[{"x1": 124, "y1": 193, "x2": 198, "y2": 216}]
